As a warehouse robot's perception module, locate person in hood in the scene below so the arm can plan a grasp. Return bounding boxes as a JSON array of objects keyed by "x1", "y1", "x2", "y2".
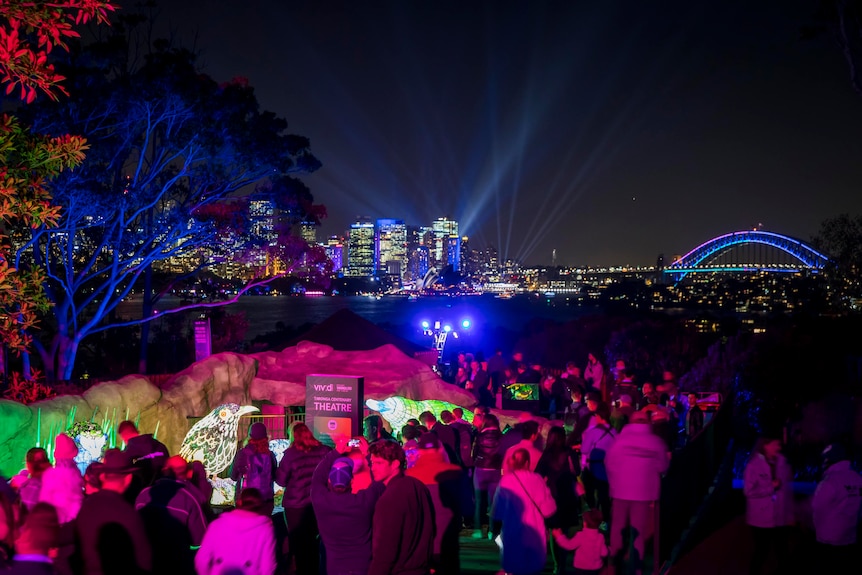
[
  {"x1": 39, "y1": 434, "x2": 84, "y2": 524},
  {"x1": 812, "y1": 443, "x2": 862, "y2": 572},
  {"x1": 195, "y1": 487, "x2": 276, "y2": 575},
  {"x1": 38, "y1": 434, "x2": 83, "y2": 575}
]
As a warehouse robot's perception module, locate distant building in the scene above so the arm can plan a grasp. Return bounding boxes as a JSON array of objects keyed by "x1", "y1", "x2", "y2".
[
  {"x1": 410, "y1": 245, "x2": 431, "y2": 281},
  {"x1": 347, "y1": 218, "x2": 375, "y2": 277},
  {"x1": 325, "y1": 236, "x2": 343, "y2": 272},
  {"x1": 248, "y1": 198, "x2": 278, "y2": 274},
  {"x1": 299, "y1": 220, "x2": 318, "y2": 244},
  {"x1": 375, "y1": 218, "x2": 407, "y2": 281},
  {"x1": 446, "y1": 235, "x2": 461, "y2": 271},
  {"x1": 431, "y1": 217, "x2": 458, "y2": 268}
]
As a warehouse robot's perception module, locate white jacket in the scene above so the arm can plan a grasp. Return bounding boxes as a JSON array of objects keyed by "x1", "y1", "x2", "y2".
[
  {"x1": 743, "y1": 453, "x2": 793, "y2": 528},
  {"x1": 605, "y1": 423, "x2": 669, "y2": 501},
  {"x1": 812, "y1": 460, "x2": 862, "y2": 545},
  {"x1": 195, "y1": 509, "x2": 276, "y2": 575},
  {"x1": 493, "y1": 469, "x2": 557, "y2": 575}
]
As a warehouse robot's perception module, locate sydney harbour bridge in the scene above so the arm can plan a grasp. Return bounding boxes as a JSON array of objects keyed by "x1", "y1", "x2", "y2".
[{"x1": 664, "y1": 230, "x2": 828, "y2": 280}]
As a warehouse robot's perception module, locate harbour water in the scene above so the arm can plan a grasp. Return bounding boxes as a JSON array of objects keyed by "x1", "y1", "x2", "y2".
[{"x1": 125, "y1": 293, "x2": 593, "y2": 344}]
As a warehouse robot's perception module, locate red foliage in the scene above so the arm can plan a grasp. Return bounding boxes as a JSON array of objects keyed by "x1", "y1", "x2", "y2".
[
  {"x1": 0, "y1": 1, "x2": 117, "y2": 102},
  {"x1": 2, "y1": 370, "x2": 55, "y2": 404}
]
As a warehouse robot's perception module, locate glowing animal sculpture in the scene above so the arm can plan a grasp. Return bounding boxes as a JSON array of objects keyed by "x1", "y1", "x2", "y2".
[
  {"x1": 180, "y1": 403, "x2": 258, "y2": 476},
  {"x1": 365, "y1": 396, "x2": 473, "y2": 431}
]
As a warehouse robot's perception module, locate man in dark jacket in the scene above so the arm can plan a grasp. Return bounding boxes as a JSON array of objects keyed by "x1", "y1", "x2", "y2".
[
  {"x1": 119, "y1": 421, "x2": 168, "y2": 499},
  {"x1": 75, "y1": 449, "x2": 152, "y2": 575},
  {"x1": 134, "y1": 457, "x2": 208, "y2": 575},
  {"x1": 686, "y1": 393, "x2": 704, "y2": 441},
  {"x1": 419, "y1": 411, "x2": 460, "y2": 466},
  {"x1": 311, "y1": 438, "x2": 385, "y2": 575},
  {"x1": 367, "y1": 440, "x2": 435, "y2": 575}
]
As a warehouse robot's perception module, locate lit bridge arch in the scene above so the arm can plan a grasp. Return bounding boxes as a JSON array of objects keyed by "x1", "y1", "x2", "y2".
[{"x1": 664, "y1": 230, "x2": 828, "y2": 279}]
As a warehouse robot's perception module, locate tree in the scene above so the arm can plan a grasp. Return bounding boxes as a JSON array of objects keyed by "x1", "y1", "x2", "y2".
[
  {"x1": 0, "y1": 1, "x2": 115, "y2": 357},
  {"x1": 17, "y1": 22, "x2": 323, "y2": 380},
  {"x1": 811, "y1": 213, "x2": 862, "y2": 308},
  {"x1": 803, "y1": 1, "x2": 862, "y2": 95}
]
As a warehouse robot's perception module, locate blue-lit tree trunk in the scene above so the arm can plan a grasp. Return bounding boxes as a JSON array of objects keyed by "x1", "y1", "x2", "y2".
[{"x1": 17, "y1": 33, "x2": 324, "y2": 380}]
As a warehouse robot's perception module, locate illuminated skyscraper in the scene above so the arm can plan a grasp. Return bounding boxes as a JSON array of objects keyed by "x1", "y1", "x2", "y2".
[
  {"x1": 347, "y1": 218, "x2": 375, "y2": 277},
  {"x1": 375, "y1": 219, "x2": 407, "y2": 280},
  {"x1": 325, "y1": 235, "x2": 343, "y2": 272},
  {"x1": 446, "y1": 235, "x2": 461, "y2": 271},
  {"x1": 247, "y1": 198, "x2": 277, "y2": 272},
  {"x1": 431, "y1": 217, "x2": 458, "y2": 268},
  {"x1": 410, "y1": 246, "x2": 430, "y2": 280}
]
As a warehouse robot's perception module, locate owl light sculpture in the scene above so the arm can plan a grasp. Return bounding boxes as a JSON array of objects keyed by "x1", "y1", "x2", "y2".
[{"x1": 179, "y1": 403, "x2": 259, "y2": 476}]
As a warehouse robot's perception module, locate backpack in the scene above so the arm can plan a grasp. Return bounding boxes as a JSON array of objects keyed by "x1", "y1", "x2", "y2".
[
  {"x1": 586, "y1": 425, "x2": 614, "y2": 482},
  {"x1": 237, "y1": 448, "x2": 275, "y2": 497}
]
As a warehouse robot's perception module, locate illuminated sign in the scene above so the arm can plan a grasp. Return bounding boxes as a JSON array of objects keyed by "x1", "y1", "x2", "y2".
[{"x1": 306, "y1": 375, "x2": 364, "y2": 447}]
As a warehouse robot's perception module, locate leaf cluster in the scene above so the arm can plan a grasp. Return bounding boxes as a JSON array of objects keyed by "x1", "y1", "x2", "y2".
[{"x1": 0, "y1": 0, "x2": 115, "y2": 102}]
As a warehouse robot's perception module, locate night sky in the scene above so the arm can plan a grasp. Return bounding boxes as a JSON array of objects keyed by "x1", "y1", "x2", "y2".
[{"x1": 158, "y1": 0, "x2": 862, "y2": 266}]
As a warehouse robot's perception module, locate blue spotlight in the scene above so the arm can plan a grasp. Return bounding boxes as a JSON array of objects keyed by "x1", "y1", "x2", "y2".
[
  {"x1": 461, "y1": 319, "x2": 471, "y2": 329},
  {"x1": 421, "y1": 320, "x2": 430, "y2": 329},
  {"x1": 443, "y1": 324, "x2": 452, "y2": 332}
]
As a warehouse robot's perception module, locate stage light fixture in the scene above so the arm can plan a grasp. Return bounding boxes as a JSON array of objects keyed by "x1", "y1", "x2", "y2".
[
  {"x1": 461, "y1": 319, "x2": 471, "y2": 329},
  {"x1": 443, "y1": 324, "x2": 452, "y2": 332}
]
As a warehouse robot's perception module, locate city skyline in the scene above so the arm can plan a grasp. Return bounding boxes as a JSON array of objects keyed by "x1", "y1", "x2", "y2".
[{"x1": 160, "y1": 0, "x2": 862, "y2": 266}]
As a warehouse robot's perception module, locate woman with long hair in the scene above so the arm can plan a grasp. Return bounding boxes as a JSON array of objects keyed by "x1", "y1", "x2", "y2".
[
  {"x1": 743, "y1": 436, "x2": 793, "y2": 575},
  {"x1": 492, "y1": 448, "x2": 557, "y2": 575},
  {"x1": 536, "y1": 425, "x2": 580, "y2": 575},
  {"x1": 275, "y1": 421, "x2": 331, "y2": 575}
]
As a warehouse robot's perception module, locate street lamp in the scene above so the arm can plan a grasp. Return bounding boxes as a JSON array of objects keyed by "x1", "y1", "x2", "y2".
[{"x1": 421, "y1": 318, "x2": 471, "y2": 363}]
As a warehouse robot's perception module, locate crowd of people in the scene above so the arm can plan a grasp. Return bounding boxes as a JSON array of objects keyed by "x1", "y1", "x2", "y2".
[{"x1": 0, "y1": 350, "x2": 859, "y2": 575}]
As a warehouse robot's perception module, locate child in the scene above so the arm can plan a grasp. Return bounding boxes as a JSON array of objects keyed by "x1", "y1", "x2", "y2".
[{"x1": 552, "y1": 509, "x2": 609, "y2": 575}]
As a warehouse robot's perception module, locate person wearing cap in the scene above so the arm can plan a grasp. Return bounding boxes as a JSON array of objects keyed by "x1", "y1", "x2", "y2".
[
  {"x1": 135, "y1": 455, "x2": 208, "y2": 575},
  {"x1": 407, "y1": 432, "x2": 462, "y2": 575},
  {"x1": 311, "y1": 436, "x2": 385, "y2": 575},
  {"x1": 604, "y1": 410, "x2": 670, "y2": 575},
  {"x1": 231, "y1": 422, "x2": 278, "y2": 516},
  {"x1": 74, "y1": 448, "x2": 152, "y2": 575},
  {"x1": 7, "y1": 502, "x2": 60, "y2": 575},
  {"x1": 812, "y1": 443, "x2": 862, "y2": 572}
]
